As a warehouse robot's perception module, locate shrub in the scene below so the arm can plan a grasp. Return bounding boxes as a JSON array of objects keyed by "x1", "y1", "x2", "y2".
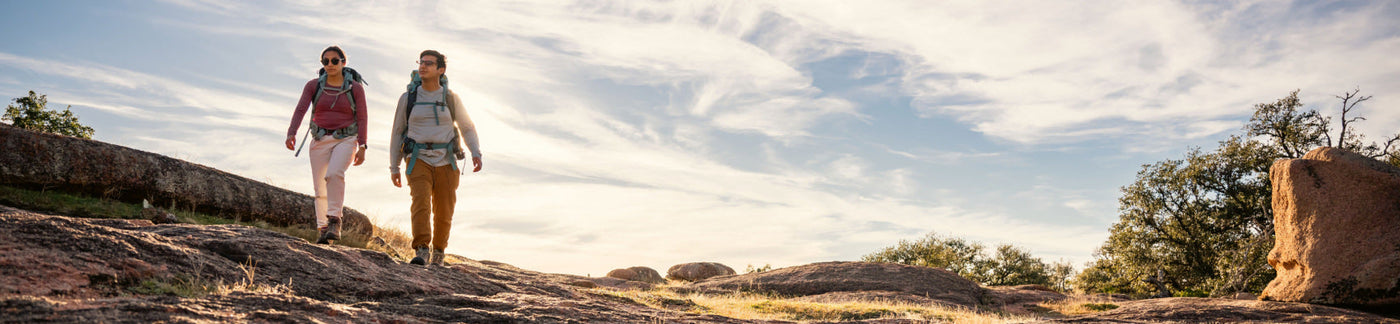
[{"x1": 4, "y1": 90, "x2": 94, "y2": 138}]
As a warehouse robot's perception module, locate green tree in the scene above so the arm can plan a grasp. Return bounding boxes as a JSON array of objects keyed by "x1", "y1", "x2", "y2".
[
  {"x1": 863, "y1": 231, "x2": 1072, "y2": 288},
  {"x1": 3, "y1": 90, "x2": 94, "y2": 139},
  {"x1": 972, "y1": 244, "x2": 1051, "y2": 286},
  {"x1": 1044, "y1": 259, "x2": 1078, "y2": 292},
  {"x1": 862, "y1": 231, "x2": 986, "y2": 278},
  {"x1": 1075, "y1": 89, "x2": 1400, "y2": 298}
]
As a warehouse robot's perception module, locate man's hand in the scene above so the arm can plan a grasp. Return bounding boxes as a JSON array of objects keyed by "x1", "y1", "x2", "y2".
[
  {"x1": 285, "y1": 135, "x2": 295, "y2": 150},
  {"x1": 391, "y1": 173, "x2": 402, "y2": 187},
  {"x1": 472, "y1": 157, "x2": 483, "y2": 172}
]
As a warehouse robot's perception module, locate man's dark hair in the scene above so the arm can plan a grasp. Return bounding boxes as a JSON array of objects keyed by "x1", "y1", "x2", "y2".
[
  {"x1": 420, "y1": 50, "x2": 446, "y2": 69},
  {"x1": 322, "y1": 46, "x2": 346, "y2": 60}
]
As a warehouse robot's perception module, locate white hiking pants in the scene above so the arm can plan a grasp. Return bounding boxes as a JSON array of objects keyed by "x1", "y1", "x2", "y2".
[{"x1": 309, "y1": 134, "x2": 358, "y2": 229}]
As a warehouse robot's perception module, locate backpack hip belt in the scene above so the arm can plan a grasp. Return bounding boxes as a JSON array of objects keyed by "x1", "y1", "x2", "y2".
[
  {"x1": 311, "y1": 123, "x2": 358, "y2": 140},
  {"x1": 404, "y1": 141, "x2": 459, "y2": 175}
]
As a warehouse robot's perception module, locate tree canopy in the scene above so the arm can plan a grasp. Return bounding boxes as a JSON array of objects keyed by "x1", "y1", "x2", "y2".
[
  {"x1": 1075, "y1": 89, "x2": 1400, "y2": 298},
  {"x1": 863, "y1": 231, "x2": 1076, "y2": 290},
  {"x1": 4, "y1": 90, "x2": 95, "y2": 139}
]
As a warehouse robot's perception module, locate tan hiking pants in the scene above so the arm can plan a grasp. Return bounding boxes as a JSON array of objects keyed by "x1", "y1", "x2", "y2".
[{"x1": 407, "y1": 159, "x2": 459, "y2": 250}]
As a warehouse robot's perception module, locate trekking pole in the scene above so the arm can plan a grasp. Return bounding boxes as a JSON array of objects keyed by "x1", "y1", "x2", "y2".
[{"x1": 294, "y1": 127, "x2": 311, "y2": 157}]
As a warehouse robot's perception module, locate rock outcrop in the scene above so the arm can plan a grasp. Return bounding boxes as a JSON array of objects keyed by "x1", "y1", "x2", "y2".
[
  {"x1": 6, "y1": 204, "x2": 1398, "y2": 323},
  {"x1": 1260, "y1": 147, "x2": 1400, "y2": 307},
  {"x1": 0, "y1": 205, "x2": 749, "y2": 323},
  {"x1": 668, "y1": 262, "x2": 736, "y2": 281},
  {"x1": 682, "y1": 261, "x2": 985, "y2": 307},
  {"x1": 607, "y1": 266, "x2": 666, "y2": 284},
  {"x1": 0, "y1": 124, "x2": 372, "y2": 235}
]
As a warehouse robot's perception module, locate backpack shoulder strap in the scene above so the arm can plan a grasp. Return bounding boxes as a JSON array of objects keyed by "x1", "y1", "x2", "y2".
[
  {"x1": 311, "y1": 75, "x2": 326, "y2": 115},
  {"x1": 401, "y1": 88, "x2": 417, "y2": 138}
]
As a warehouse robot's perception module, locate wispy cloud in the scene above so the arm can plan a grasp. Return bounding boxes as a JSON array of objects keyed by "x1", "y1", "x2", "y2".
[
  {"x1": 4, "y1": 0, "x2": 1398, "y2": 276},
  {"x1": 766, "y1": 1, "x2": 1400, "y2": 145}
]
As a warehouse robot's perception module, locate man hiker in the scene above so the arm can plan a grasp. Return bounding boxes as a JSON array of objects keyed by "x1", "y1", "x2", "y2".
[{"x1": 388, "y1": 50, "x2": 483, "y2": 266}]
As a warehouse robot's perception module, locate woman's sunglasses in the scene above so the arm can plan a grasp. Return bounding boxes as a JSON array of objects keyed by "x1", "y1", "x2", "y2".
[{"x1": 321, "y1": 57, "x2": 344, "y2": 66}]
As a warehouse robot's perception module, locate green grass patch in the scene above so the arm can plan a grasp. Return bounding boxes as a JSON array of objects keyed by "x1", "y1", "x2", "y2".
[
  {"x1": 1081, "y1": 303, "x2": 1119, "y2": 311},
  {"x1": 1173, "y1": 289, "x2": 1210, "y2": 298},
  {"x1": 0, "y1": 185, "x2": 141, "y2": 219}
]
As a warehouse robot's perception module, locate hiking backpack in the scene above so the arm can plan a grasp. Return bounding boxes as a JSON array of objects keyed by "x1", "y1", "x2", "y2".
[
  {"x1": 294, "y1": 67, "x2": 368, "y2": 157},
  {"x1": 400, "y1": 70, "x2": 466, "y2": 175}
]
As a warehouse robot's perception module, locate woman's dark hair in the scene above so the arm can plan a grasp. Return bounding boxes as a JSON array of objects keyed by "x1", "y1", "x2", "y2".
[
  {"x1": 420, "y1": 50, "x2": 445, "y2": 69},
  {"x1": 322, "y1": 46, "x2": 346, "y2": 60}
]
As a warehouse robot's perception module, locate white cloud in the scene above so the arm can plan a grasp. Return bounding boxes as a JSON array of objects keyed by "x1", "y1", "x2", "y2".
[
  {"x1": 6, "y1": 0, "x2": 1398, "y2": 277},
  {"x1": 765, "y1": 1, "x2": 1400, "y2": 145}
]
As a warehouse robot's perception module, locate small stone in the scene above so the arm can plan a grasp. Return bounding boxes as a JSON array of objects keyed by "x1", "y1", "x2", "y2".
[{"x1": 141, "y1": 207, "x2": 179, "y2": 224}]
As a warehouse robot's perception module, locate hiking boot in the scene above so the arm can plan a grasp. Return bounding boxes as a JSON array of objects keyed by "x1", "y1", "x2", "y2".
[
  {"x1": 429, "y1": 249, "x2": 445, "y2": 266},
  {"x1": 410, "y1": 247, "x2": 429, "y2": 265},
  {"x1": 315, "y1": 226, "x2": 329, "y2": 244},
  {"x1": 319, "y1": 216, "x2": 341, "y2": 244}
]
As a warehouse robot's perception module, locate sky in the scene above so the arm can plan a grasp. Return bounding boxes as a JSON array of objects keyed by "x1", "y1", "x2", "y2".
[{"x1": 2, "y1": 0, "x2": 1398, "y2": 277}]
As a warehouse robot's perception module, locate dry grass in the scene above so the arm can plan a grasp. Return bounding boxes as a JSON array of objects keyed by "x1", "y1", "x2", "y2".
[
  {"x1": 128, "y1": 259, "x2": 293, "y2": 298},
  {"x1": 587, "y1": 283, "x2": 1031, "y2": 323},
  {"x1": 363, "y1": 216, "x2": 415, "y2": 262},
  {"x1": 1037, "y1": 294, "x2": 1122, "y2": 316}
]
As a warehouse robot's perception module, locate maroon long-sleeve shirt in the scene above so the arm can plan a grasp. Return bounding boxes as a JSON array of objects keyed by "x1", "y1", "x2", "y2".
[{"x1": 286, "y1": 79, "x2": 368, "y2": 146}]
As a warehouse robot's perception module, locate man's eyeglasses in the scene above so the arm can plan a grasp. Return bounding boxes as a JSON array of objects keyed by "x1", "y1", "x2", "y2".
[
  {"x1": 418, "y1": 60, "x2": 438, "y2": 67},
  {"x1": 321, "y1": 57, "x2": 344, "y2": 66}
]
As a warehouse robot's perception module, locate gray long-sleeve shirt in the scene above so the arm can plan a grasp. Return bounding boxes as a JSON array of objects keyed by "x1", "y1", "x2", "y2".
[{"x1": 388, "y1": 85, "x2": 481, "y2": 175}]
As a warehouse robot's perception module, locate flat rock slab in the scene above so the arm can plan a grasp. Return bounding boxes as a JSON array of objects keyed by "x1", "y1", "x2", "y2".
[
  {"x1": 0, "y1": 205, "x2": 762, "y2": 323},
  {"x1": 682, "y1": 261, "x2": 985, "y2": 307},
  {"x1": 1045, "y1": 297, "x2": 1400, "y2": 323}
]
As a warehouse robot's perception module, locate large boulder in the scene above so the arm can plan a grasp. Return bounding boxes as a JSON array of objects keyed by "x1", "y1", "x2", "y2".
[
  {"x1": 0, "y1": 124, "x2": 372, "y2": 236},
  {"x1": 667, "y1": 262, "x2": 736, "y2": 281},
  {"x1": 1260, "y1": 147, "x2": 1400, "y2": 307},
  {"x1": 682, "y1": 261, "x2": 985, "y2": 307},
  {"x1": 606, "y1": 266, "x2": 665, "y2": 284}
]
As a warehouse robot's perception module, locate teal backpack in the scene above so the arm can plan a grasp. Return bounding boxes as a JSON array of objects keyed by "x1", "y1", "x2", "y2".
[
  {"x1": 294, "y1": 67, "x2": 368, "y2": 157},
  {"x1": 399, "y1": 70, "x2": 465, "y2": 175}
]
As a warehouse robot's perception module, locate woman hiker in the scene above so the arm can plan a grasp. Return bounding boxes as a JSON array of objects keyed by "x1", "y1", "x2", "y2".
[
  {"x1": 285, "y1": 45, "x2": 368, "y2": 245},
  {"x1": 389, "y1": 50, "x2": 483, "y2": 266}
]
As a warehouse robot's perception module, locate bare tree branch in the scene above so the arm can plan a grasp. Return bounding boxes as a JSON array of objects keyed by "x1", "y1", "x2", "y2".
[{"x1": 1335, "y1": 87, "x2": 1373, "y2": 151}]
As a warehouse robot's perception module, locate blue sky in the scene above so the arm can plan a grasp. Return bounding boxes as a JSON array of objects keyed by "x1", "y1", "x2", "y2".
[{"x1": 2, "y1": 0, "x2": 1398, "y2": 276}]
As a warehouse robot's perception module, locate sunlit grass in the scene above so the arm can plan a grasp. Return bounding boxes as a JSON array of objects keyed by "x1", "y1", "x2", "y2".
[
  {"x1": 127, "y1": 259, "x2": 293, "y2": 298},
  {"x1": 364, "y1": 216, "x2": 415, "y2": 262},
  {"x1": 585, "y1": 282, "x2": 1030, "y2": 323},
  {"x1": 1037, "y1": 294, "x2": 1122, "y2": 316}
]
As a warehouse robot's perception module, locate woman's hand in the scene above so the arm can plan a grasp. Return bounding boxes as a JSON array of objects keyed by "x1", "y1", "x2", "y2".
[
  {"x1": 353, "y1": 146, "x2": 366, "y2": 166},
  {"x1": 285, "y1": 135, "x2": 295, "y2": 150}
]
